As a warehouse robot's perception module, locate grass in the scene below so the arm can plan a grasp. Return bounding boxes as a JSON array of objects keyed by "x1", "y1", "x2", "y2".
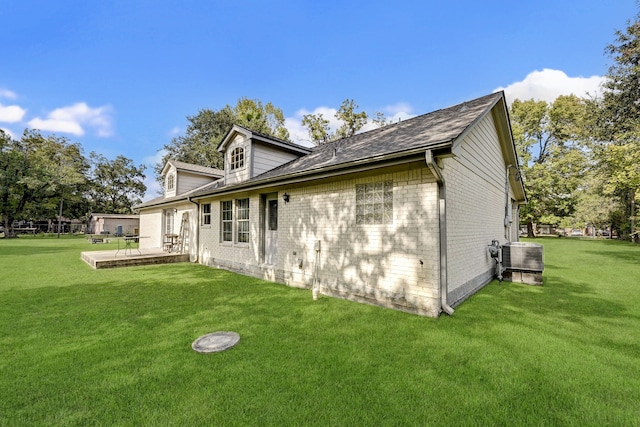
[{"x1": 1, "y1": 235, "x2": 639, "y2": 426}]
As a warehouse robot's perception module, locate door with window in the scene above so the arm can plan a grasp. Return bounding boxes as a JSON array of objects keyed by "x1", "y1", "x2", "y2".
[
  {"x1": 264, "y1": 194, "x2": 278, "y2": 265},
  {"x1": 163, "y1": 209, "x2": 175, "y2": 251}
]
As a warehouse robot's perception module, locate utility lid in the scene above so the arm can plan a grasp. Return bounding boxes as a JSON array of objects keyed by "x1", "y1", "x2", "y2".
[{"x1": 192, "y1": 331, "x2": 240, "y2": 353}]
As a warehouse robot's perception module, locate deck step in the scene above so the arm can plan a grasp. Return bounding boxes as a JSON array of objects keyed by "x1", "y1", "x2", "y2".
[{"x1": 81, "y1": 251, "x2": 190, "y2": 269}]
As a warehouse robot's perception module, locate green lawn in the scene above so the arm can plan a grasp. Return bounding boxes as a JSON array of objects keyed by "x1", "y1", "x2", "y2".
[{"x1": 1, "y1": 236, "x2": 639, "y2": 426}]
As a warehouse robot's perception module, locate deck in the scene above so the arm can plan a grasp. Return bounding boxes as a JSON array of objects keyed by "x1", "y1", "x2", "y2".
[{"x1": 81, "y1": 248, "x2": 190, "y2": 269}]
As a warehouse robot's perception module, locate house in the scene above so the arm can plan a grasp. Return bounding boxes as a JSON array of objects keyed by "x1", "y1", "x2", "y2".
[
  {"x1": 136, "y1": 160, "x2": 224, "y2": 251},
  {"x1": 135, "y1": 91, "x2": 526, "y2": 317},
  {"x1": 87, "y1": 213, "x2": 140, "y2": 236}
]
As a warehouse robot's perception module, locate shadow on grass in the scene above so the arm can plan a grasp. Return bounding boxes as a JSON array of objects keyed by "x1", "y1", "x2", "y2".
[
  {"x1": 583, "y1": 248, "x2": 640, "y2": 263},
  {"x1": 0, "y1": 244, "x2": 71, "y2": 256}
]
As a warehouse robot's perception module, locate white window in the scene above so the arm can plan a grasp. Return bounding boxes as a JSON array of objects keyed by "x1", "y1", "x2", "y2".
[
  {"x1": 230, "y1": 147, "x2": 244, "y2": 170},
  {"x1": 356, "y1": 181, "x2": 393, "y2": 225},
  {"x1": 220, "y1": 199, "x2": 250, "y2": 243},
  {"x1": 202, "y1": 203, "x2": 211, "y2": 225},
  {"x1": 236, "y1": 198, "x2": 250, "y2": 243},
  {"x1": 221, "y1": 201, "x2": 233, "y2": 242},
  {"x1": 167, "y1": 174, "x2": 175, "y2": 191},
  {"x1": 164, "y1": 209, "x2": 174, "y2": 234}
]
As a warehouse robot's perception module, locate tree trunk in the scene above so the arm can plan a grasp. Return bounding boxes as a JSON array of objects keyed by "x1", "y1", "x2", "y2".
[
  {"x1": 527, "y1": 220, "x2": 536, "y2": 238},
  {"x1": 2, "y1": 214, "x2": 18, "y2": 239},
  {"x1": 631, "y1": 190, "x2": 636, "y2": 240}
]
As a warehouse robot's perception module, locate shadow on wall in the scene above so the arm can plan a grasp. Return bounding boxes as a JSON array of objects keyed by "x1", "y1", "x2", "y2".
[{"x1": 282, "y1": 167, "x2": 440, "y2": 316}]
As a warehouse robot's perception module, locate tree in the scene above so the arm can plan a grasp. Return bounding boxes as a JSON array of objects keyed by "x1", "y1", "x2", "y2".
[
  {"x1": 234, "y1": 98, "x2": 290, "y2": 141},
  {"x1": 510, "y1": 95, "x2": 590, "y2": 236},
  {"x1": 300, "y1": 112, "x2": 332, "y2": 144},
  {"x1": 0, "y1": 130, "x2": 88, "y2": 238},
  {"x1": 597, "y1": 12, "x2": 640, "y2": 238},
  {"x1": 155, "y1": 98, "x2": 290, "y2": 184},
  {"x1": 302, "y1": 99, "x2": 369, "y2": 145},
  {"x1": 568, "y1": 172, "x2": 619, "y2": 236},
  {"x1": 89, "y1": 153, "x2": 146, "y2": 214}
]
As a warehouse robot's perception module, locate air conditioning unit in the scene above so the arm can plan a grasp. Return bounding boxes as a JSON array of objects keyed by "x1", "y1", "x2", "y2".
[{"x1": 502, "y1": 242, "x2": 544, "y2": 272}]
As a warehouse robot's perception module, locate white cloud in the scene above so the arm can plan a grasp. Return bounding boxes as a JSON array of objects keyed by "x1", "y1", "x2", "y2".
[
  {"x1": 383, "y1": 102, "x2": 413, "y2": 116},
  {"x1": 285, "y1": 106, "x2": 341, "y2": 146},
  {"x1": 1, "y1": 127, "x2": 16, "y2": 139},
  {"x1": 0, "y1": 89, "x2": 17, "y2": 99},
  {"x1": 141, "y1": 176, "x2": 163, "y2": 202},
  {"x1": 143, "y1": 149, "x2": 167, "y2": 168},
  {"x1": 27, "y1": 102, "x2": 114, "y2": 137},
  {"x1": 495, "y1": 68, "x2": 605, "y2": 104},
  {"x1": 284, "y1": 116, "x2": 313, "y2": 146},
  {"x1": 0, "y1": 103, "x2": 27, "y2": 123}
]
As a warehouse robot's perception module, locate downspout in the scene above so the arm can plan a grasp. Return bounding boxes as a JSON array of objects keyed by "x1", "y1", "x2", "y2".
[
  {"x1": 425, "y1": 150, "x2": 454, "y2": 315},
  {"x1": 505, "y1": 165, "x2": 513, "y2": 241},
  {"x1": 187, "y1": 197, "x2": 199, "y2": 262},
  {"x1": 504, "y1": 164, "x2": 520, "y2": 242}
]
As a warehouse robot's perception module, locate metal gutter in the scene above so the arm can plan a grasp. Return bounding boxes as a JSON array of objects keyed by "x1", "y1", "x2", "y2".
[{"x1": 425, "y1": 150, "x2": 454, "y2": 316}]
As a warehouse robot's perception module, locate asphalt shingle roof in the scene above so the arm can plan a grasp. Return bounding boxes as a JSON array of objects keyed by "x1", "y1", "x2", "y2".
[
  {"x1": 139, "y1": 91, "x2": 506, "y2": 205},
  {"x1": 253, "y1": 92, "x2": 502, "y2": 181},
  {"x1": 187, "y1": 92, "x2": 503, "y2": 199}
]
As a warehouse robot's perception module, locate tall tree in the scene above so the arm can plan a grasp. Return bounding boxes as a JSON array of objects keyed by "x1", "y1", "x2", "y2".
[
  {"x1": 567, "y1": 172, "x2": 619, "y2": 236},
  {"x1": 302, "y1": 99, "x2": 369, "y2": 145},
  {"x1": 510, "y1": 95, "x2": 590, "y2": 236},
  {"x1": 0, "y1": 130, "x2": 88, "y2": 237},
  {"x1": 89, "y1": 153, "x2": 146, "y2": 214},
  {"x1": 155, "y1": 98, "x2": 289, "y2": 184},
  {"x1": 597, "y1": 12, "x2": 640, "y2": 238}
]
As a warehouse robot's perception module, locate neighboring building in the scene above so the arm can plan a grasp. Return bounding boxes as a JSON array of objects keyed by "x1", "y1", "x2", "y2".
[
  {"x1": 87, "y1": 213, "x2": 140, "y2": 236},
  {"x1": 135, "y1": 91, "x2": 526, "y2": 317}
]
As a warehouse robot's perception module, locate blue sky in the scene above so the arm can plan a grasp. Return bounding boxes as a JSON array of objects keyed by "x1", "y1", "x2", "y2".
[{"x1": 1, "y1": 1, "x2": 637, "y2": 199}]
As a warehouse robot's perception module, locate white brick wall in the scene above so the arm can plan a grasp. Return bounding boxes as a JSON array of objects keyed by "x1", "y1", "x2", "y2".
[{"x1": 197, "y1": 163, "x2": 442, "y2": 316}]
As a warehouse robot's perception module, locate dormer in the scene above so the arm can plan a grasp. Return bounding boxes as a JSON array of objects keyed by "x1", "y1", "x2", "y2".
[
  {"x1": 161, "y1": 160, "x2": 224, "y2": 198},
  {"x1": 217, "y1": 125, "x2": 312, "y2": 185}
]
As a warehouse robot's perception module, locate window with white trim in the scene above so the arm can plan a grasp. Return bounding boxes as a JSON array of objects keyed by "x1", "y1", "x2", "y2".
[
  {"x1": 164, "y1": 209, "x2": 174, "y2": 234},
  {"x1": 356, "y1": 181, "x2": 393, "y2": 224},
  {"x1": 167, "y1": 174, "x2": 175, "y2": 191},
  {"x1": 202, "y1": 203, "x2": 211, "y2": 225},
  {"x1": 236, "y1": 198, "x2": 250, "y2": 243},
  {"x1": 230, "y1": 147, "x2": 245, "y2": 170},
  {"x1": 221, "y1": 201, "x2": 233, "y2": 242}
]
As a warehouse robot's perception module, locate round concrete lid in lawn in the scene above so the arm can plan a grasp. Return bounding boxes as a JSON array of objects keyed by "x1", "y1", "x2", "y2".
[{"x1": 192, "y1": 331, "x2": 240, "y2": 353}]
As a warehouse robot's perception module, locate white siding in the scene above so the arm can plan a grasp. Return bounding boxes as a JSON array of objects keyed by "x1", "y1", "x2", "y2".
[
  {"x1": 252, "y1": 142, "x2": 299, "y2": 176},
  {"x1": 177, "y1": 171, "x2": 219, "y2": 194},
  {"x1": 225, "y1": 135, "x2": 250, "y2": 185},
  {"x1": 443, "y1": 112, "x2": 513, "y2": 304},
  {"x1": 165, "y1": 165, "x2": 177, "y2": 198}
]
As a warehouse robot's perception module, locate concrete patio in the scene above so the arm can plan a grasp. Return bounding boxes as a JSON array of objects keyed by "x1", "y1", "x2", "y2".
[{"x1": 81, "y1": 248, "x2": 190, "y2": 269}]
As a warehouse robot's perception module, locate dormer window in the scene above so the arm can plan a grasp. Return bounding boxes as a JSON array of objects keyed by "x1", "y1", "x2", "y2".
[
  {"x1": 230, "y1": 147, "x2": 244, "y2": 170},
  {"x1": 167, "y1": 174, "x2": 175, "y2": 191}
]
